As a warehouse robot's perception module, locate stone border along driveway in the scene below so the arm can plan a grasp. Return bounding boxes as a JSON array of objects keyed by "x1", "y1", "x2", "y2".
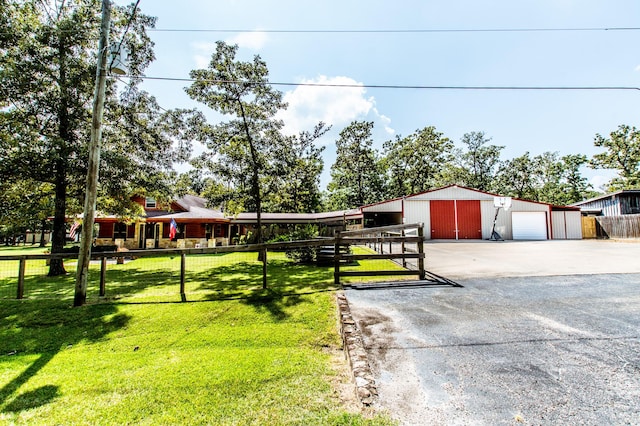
[{"x1": 336, "y1": 292, "x2": 378, "y2": 406}]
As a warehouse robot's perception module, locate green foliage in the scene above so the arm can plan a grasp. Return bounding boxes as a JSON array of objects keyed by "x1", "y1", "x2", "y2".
[
  {"x1": 327, "y1": 121, "x2": 386, "y2": 209},
  {"x1": 266, "y1": 123, "x2": 330, "y2": 213},
  {"x1": 284, "y1": 225, "x2": 321, "y2": 263},
  {"x1": 382, "y1": 126, "x2": 455, "y2": 197},
  {"x1": 0, "y1": 1, "x2": 197, "y2": 274},
  {"x1": 443, "y1": 131, "x2": 504, "y2": 192},
  {"x1": 494, "y1": 151, "x2": 594, "y2": 204},
  {"x1": 591, "y1": 124, "x2": 640, "y2": 190},
  {"x1": 185, "y1": 41, "x2": 284, "y2": 242}
]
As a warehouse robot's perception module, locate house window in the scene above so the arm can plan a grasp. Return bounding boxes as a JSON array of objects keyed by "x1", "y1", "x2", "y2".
[
  {"x1": 214, "y1": 224, "x2": 227, "y2": 238},
  {"x1": 113, "y1": 223, "x2": 127, "y2": 240},
  {"x1": 145, "y1": 197, "x2": 156, "y2": 208}
]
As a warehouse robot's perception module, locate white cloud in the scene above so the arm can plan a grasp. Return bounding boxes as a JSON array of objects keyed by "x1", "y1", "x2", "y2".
[
  {"x1": 589, "y1": 174, "x2": 613, "y2": 192},
  {"x1": 190, "y1": 31, "x2": 268, "y2": 69},
  {"x1": 191, "y1": 41, "x2": 216, "y2": 69},
  {"x1": 225, "y1": 31, "x2": 268, "y2": 50},
  {"x1": 635, "y1": 64, "x2": 640, "y2": 72},
  {"x1": 276, "y1": 75, "x2": 394, "y2": 139}
]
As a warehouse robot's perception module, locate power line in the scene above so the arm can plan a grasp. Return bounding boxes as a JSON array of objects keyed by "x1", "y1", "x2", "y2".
[
  {"x1": 147, "y1": 26, "x2": 640, "y2": 34},
  {"x1": 3, "y1": 25, "x2": 638, "y2": 37},
  {"x1": 121, "y1": 75, "x2": 640, "y2": 92},
  {"x1": 109, "y1": 0, "x2": 141, "y2": 70}
]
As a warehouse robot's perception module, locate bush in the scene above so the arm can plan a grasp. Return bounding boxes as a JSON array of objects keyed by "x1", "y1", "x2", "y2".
[{"x1": 283, "y1": 225, "x2": 319, "y2": 264}]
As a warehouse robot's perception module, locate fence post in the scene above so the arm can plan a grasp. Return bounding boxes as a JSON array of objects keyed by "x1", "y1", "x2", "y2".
[
  {"x1": 262, "y1": 246, "x2": 268, "y2": 289},
  {"x1": 418, "y1": 224, "x2": 426, "y2": 280},
  {"x1": 17, "y1": 257, "x2": 26, "y2": 299},
  {"x1": 401, "y1": 229, "x2": 406, "y2": 268},
  {"x1": 100, "y1": 256, "x2": 107, "y2": 297},
  {"x1": 334, "y1": 233, "x2": 341, "y2": 285},
  {"x1": 180, "y1": 253, "x2": 186, "y2": 301}
]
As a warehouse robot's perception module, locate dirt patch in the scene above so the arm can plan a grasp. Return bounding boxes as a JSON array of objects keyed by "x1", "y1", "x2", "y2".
[{"x1": 357, "y1": 310, "x2": 398, "y2": 361}]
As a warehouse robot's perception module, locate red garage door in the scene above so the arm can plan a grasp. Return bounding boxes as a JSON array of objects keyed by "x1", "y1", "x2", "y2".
[{"x1": 430, "y1": 200, "x2": 482, "y2": 239}]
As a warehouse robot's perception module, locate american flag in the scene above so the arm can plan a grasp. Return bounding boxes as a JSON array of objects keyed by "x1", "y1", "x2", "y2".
[
  {"x1": 69, "y1": 222, "x2": 80, "y2": 239},
  {"x1": 169, "y1": 218, "x2": 178, "y2": 240}
]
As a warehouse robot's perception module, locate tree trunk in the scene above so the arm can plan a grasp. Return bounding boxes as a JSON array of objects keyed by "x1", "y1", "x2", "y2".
[
  {"x1": 238, "y1": 102, "x2": 263, "y2": 246},
  {"x1": 39, "y1": 218, "x2": 47, "y2": 248},
  {"x1": 48, "y1": 162, "x2": 67, "y2": 276},
  {"x1": 48, "y1": 36, "x2": 70, "y2": 276}
]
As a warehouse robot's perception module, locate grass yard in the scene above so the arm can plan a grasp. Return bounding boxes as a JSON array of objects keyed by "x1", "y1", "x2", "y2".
[{"x1": 0, "y1": 247, "x2": 396, "y2": 425}]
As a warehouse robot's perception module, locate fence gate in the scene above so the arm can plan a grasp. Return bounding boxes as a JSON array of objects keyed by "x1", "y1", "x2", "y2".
[{"x1": 333, "y1": 223, "x2": 460, "y2": 287}]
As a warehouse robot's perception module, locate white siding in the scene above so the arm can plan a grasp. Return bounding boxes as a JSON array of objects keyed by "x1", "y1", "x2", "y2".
[
  {"x1": 361, "y1": 199, "x2": 403, "y2": 213},
  {"x1": 404, "y1": 200, "x2": 431, "y2": 239},
  {"x1": 481, "y1": 200, "x2": 511, "y2": 239},
  {"x1": 407, "y1": 185, "x2": 495, "y2": 201},
  {"x1": 565, "y1": 211, "x2": 583, "y2": 239},
  {"x1": 552, "y1": 211, "x2": 567, "y2": 239},
  {"x1": 552, "y1": 211, "x2": 582, "y2": 240}
]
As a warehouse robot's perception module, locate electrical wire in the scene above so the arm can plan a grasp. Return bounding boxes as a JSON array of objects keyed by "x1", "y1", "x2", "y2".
[
  {"x1": 2, "y1": 25, "x2": 639, "y2": 37},
  {"x1": 109, "y1": 0, "x2": 141, "y2": 71},
  {"x1": 147, "y1": 26, "x2": 640, "y2": 34},
  {"x1": 120, "y1": 75, "x2": 640, "y2": 91}
]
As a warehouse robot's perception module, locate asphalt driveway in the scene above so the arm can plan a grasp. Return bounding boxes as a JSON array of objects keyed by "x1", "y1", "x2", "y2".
[{"x1": 345, "y1": 240, "x2": 640, "y2": 425}]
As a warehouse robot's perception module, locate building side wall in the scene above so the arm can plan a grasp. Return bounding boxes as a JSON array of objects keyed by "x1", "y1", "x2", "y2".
[
  {"x1": 404, "y1": 200, "x2": 431, "y2": 239},
  {"x1": 481, "y1": 200, "x2": 511, "y2": 240},
  {"x1": 361, "y1": 199, "x2": 403, "y2": 213},
  {"x1": 577, "y1": 198, "x2": 621, "y2": 216}
]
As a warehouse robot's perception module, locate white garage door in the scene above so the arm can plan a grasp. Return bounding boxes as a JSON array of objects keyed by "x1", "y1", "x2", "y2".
[{"x1": 512, "y1": 212, "x2": 548, "y2": 240}]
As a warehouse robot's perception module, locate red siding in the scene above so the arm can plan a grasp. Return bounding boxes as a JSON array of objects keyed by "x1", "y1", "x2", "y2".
[
  {"x1": 430, "y1": 200, "x2": 482, "y2": 239},
  {"x1": 456, "y1": 200, "x2": 482, "y2": 239},
  {"x1": 98, "y1": 222, "x2": 114, "y2": 238},
  {"x1": 430, "y1": 201, "x2": 456, "y2": 239}
]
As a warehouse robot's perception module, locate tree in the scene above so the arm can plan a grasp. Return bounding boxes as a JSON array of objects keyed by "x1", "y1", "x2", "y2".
[
  {"x1": 0, "y1": 179, "x2": 54, "y2": 246},
  {"x1": 495, "y1": 151, "x2": 593, "y2": 204},
  {"x1": 327, "y1": 121, "x2": 385, "y2": 210},
  {"x1": 494, "y1": 152, "x2": 539, "y2": 200},
  {"x1": 1, "y1": 1, "x2": 196, "y2": 275},
  {"x1": 266, "y1": 123, "x2": 329, "y2": 213},
  {"x1": 561, "y1": 154, "x2": 596, "y2": 203},
  {"x1": 382, "y1": 126, "x2": 454, "y2": 198},
  {"x1": 591, "y1": 124, "x2": 640, "y2": 190},
  {"x1": 445, "y1": 131, "x2": 503, "y2": 191},
  {"x1": 185, "y1": 41, "x2": 286, "y2": 243}
]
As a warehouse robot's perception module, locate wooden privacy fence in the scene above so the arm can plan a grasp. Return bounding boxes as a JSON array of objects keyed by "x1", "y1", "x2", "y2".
[
  {"x1": 333, "y1": 223, "x2": 426, "y2": 284},
  {"x1": 595, "y1": 214, "x2": 640, "y2": 239}
]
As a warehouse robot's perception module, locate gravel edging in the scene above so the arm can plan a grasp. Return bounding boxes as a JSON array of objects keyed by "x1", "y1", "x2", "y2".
[{"x1": 336, "y1": 292, "x2": 378, "y2": 406}]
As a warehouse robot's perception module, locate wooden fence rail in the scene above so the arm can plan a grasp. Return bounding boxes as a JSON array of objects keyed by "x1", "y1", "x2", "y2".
[
  {"x1": 2, "y1": 225, "x2": 457, "y2": 300},
  {"x1": 334, "y1": 223, "x2": 426, "y2": 285}
]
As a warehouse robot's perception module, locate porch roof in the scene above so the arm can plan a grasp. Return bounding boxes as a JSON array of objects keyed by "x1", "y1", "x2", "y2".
[{"x1": 231, "y1": 209, "x2": 362, "y2": 225}]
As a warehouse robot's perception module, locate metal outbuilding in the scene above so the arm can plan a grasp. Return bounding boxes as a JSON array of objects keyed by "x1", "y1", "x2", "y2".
[{"x1": 360, "y1": 185, "x2": 582, "y2": 240}]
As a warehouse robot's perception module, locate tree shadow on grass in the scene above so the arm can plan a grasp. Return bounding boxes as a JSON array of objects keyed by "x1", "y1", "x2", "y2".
[
  {"x1": 0, "y1": 300, "x2": 130, "y2": 414},
  {"x1": 190, "y1": 259, "x2": 338, "y2": 320},
  {"x1": 2, "y1": 385, "x2": 59, "y2": 413}
]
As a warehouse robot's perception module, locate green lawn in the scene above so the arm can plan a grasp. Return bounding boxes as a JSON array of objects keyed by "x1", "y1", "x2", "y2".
[{"x1": 0, "y1": 248, "x2": 396, "y2": 425}]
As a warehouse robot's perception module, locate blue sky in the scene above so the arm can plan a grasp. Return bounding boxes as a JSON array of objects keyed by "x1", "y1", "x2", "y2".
[{"x1": 114, "y1": 0, "x2": 640, "y2": 191}]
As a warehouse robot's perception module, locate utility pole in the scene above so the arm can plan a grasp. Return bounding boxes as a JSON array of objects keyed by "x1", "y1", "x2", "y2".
[{"x1": 74, "y1": 0, "x2": 111, "y2": 307}]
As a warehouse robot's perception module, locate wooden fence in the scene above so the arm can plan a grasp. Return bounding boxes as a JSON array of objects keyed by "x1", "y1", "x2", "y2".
[
  {"x1": 595, "y1": 214, "x2": 640, "y2": 239},
  {"x1": 333, "y1": 223, "x2": 426, "y2": 284},
  {"x1": 2, "y1": 224, "x2": 462, "y2": 301}
]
